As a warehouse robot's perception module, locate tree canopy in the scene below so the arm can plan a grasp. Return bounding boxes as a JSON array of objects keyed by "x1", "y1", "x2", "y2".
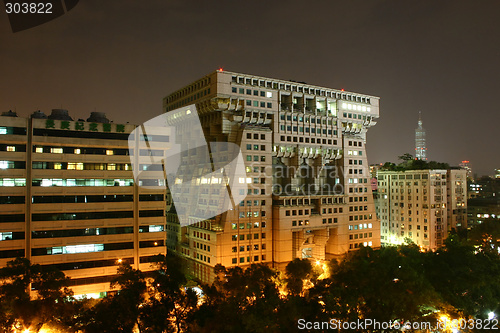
[
  {"x1": 1, "y1": 231, "x2": 499, "y2": 332},
  {"x1": 381, "y1": 153, "x2": 453, "y2": 171}
]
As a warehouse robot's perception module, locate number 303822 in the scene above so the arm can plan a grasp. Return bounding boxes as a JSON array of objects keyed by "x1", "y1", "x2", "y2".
[{"x1": 5, "y1": 2, "x2": 53, "y2": 14}]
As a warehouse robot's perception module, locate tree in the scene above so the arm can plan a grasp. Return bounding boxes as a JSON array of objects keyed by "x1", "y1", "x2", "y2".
[
  {"x1": 194, "y1": 264, "x2": 284, "y2": 333},
  {"x1": 424, "y1": 240, "x2": 500, "y2": 318},
  {"x1": 74, "y1": 263, "x2": 147, "y2": 333},
  {"x1": 381, "y1": 161, "x2": 397, "y2": 171},
  {"x1": 139, "y1": 254, "x2": 198, "y2": 333},
  {"x1": 326, "y1": 246, "x2": 442, "y2": 323},
  {"x1": 284, "y1": 258, "x2": 317, "y2": 295},
  {"x1": 467, "y1": 218, "x2": 500, "y2": 254},
  {"x1": 398, "y1": 153, "x2": 414, "y2": 162},
  {"x1": 0, "y1": 258, "x2": 73, "y2": 333}
]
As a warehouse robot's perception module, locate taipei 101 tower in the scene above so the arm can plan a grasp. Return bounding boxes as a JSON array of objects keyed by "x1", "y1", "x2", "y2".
[{"x1": 415, "y1": 111, "x2": 427, "y2": 160}]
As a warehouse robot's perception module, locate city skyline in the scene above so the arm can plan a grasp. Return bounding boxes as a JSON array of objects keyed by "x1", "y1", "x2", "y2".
[
  {"x1": 1, "y1": 1, "x2": 499, "y2": 177},
  {"x1": 0, "y1": 3, "x2": 499, "y2": 329}
]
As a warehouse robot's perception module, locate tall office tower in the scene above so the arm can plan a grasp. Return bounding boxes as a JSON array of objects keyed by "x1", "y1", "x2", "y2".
[
  {"x1": 415, "y1": 112, "x2": 427, "y2": 160},
  {"x1": 163, "y1": 70, "x2": 380, "y2": 282},
  {"x1": 376, "y1": 169, "x2": 467, "y2": 251},
  {"x1": 0, "y1": 110, "x2": 167, "y2": 297}
]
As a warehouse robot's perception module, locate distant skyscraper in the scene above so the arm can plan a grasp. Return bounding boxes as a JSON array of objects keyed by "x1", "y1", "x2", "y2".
[{"x1": 415, "y1": 112, "x2": 427, "y2": 160}]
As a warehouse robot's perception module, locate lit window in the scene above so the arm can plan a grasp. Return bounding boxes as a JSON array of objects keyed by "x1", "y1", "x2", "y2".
[
  {"x1": 0, "y1": 178, "x2": 26, "y2": 186},
  {"x1": 148, "y1": 225, "x2": 164, "y2": 232},
  {"x1": 54, "y1": 163, "x2": 62, "y2": 170},
  {"x1": 0, "y1": 232, "x2": 13, "y2": 241},
  {"x1": 35, "y1": 147, "x2": 43, "y2": 153},
  {"x1": 107, "y1": 164, "x2": 116, "y2": 170},
  {"x1": 266, "y1": 91, "x2": 272, "y2": 98},
  {"x1": 106, "y1": 150, "x2": 114, "y2": 156},
  {"x1": 0, "y1": 161, "x2": 10, "y2": 169},
  {"x1": 51, "y1": 148, "x2": 63, "y2": 154},
  {"x1": 6, "y1": 146, "x2": 15, "y2": 152},
  {"x1": 64, "y1": 244, "x2": 104, "y2": 254},
  {"x1": 74, "y1": 148, "x2": 81, "y2": 154},
  {"x1": 67, "y1": 163, "x2": 84, "y2": 170}
]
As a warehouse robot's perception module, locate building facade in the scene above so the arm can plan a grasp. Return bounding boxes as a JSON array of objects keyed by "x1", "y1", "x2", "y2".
[
  {"x1": 0, "y1": 110, "x2": 167, "y2": 297},
  {"x1": 376, "y1": 169, "x2": 467, "y2": 251},
  {"x1": 163, "y1": 70, "x2": 380, "y2": 282},
  {"x1": 467, "y1": 197, "x2": 500, "y2": 228}
]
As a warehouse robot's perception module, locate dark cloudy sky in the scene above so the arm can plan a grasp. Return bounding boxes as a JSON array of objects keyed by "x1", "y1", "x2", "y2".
[{"x1": 1, "y1": 0, "x2": 499, "y2": 176}]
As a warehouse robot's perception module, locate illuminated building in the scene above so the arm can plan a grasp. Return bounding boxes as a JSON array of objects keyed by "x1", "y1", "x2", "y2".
[
  {"x1": 459, "y1": 160, "x2": 472, "y2": 180},
  {"x1": 467, "y1": 171, "x2": 500, "y2": 228},
  {"x1": 163, "y1": 70, "x2": 380, "y2": 282},
  {"x1": 468, "y1": 175, "x2": 500, "y2": 199},
  {"x1": 467, "y1": 198, "x2": 500, "y2": 228},
  {"x1": 376, "y1": 169, "x2": 467, "y2": 250},
  {"x1": 415, "y1": 112, "x2": 427, "y2": 161},
  {"x1": 0, "y1": 110, "x2": 167, "y2": 296}
]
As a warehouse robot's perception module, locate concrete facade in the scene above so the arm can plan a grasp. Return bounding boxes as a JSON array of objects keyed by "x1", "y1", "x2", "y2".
[
  {"x1": 376, "y1": 169, "x2": 467, "y2": 251},
  {"x1": 163, "y1": 70, "x2": 380, "y2": 282},
  {"x1": 0, "y1": 112, "x2": 167, "y2": 297}
]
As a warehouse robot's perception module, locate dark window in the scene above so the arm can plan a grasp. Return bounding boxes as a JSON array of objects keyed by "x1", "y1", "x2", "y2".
[
  {"x1": 0, "y1": 196, "x2": 25, "y2": 204},
  {"x1": 33, "y1": 128, "x2": 130, "y2": 140},
  {"x1": 32, "y1": 211, "x2": 133, "y2": 221},
  {"x1": 0, "y1": 214, "x2": 24, "y2": 223},
  {"x1": 0, "y1": 249, "x2": 25, "y2": 259},
  {"x1": 139, "y1": 210, "x2": 164, "y2": 217}
]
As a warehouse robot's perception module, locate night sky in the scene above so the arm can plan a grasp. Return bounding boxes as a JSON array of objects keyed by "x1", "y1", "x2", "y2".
[{"x1": 1, "y1": 0, "x2": 499, "y2": 176}]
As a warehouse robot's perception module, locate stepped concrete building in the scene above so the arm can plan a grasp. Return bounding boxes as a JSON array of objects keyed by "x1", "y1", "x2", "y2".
[
  {"x1": 163, "y1": 70, "x2": 380, "y2": 282},
  {"x1": 0, "y1": 110, "x2": 167, "y2": 297},
  {"x1": 376, "y1": 169, "x2": 467, "y2": 250}
]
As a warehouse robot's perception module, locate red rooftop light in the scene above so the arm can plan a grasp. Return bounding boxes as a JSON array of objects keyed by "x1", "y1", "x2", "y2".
[{"x1": 219, "y1": 67, "x2": 223, "y2": 72}]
